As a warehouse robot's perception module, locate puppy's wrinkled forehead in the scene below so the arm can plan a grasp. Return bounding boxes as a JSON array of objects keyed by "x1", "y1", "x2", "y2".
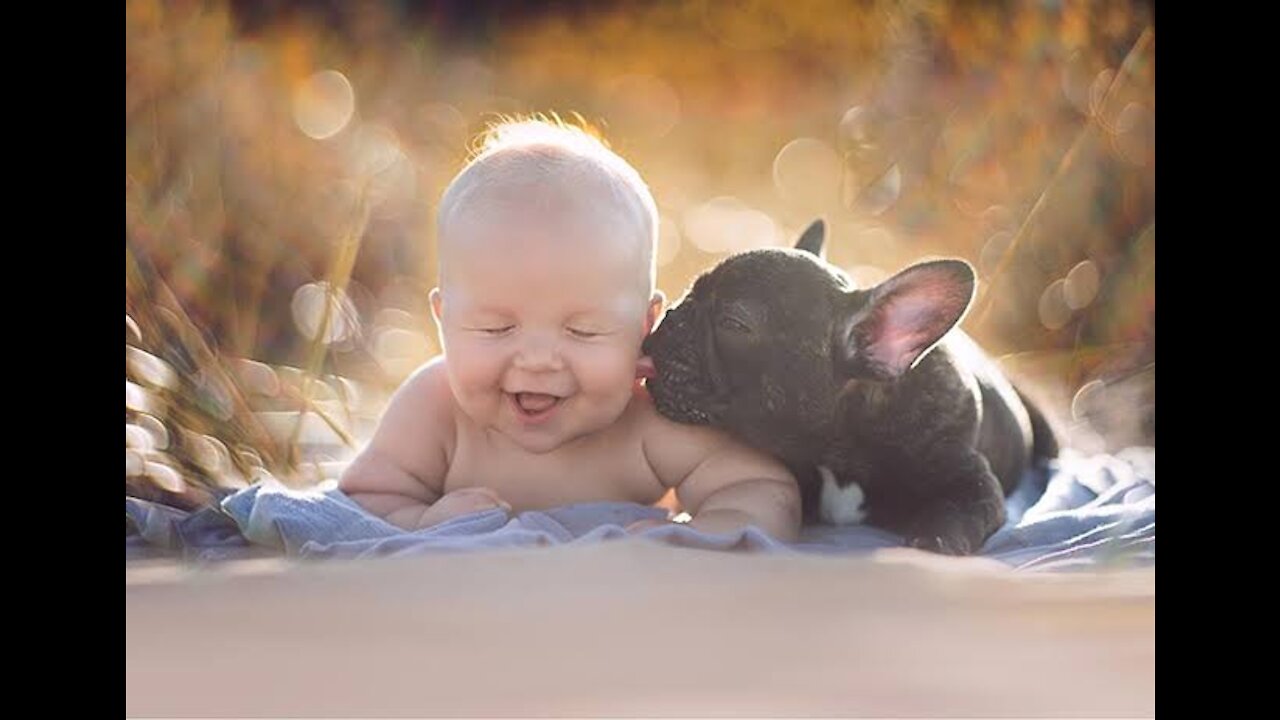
[{"x1": 693, "y1": 248, "x2": 851, "y2": 315}]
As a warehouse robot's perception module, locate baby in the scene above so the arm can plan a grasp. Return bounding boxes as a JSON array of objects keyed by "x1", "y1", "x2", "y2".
[{"x1": 339, "y1": 118, "x2": 800, "y2": 541}]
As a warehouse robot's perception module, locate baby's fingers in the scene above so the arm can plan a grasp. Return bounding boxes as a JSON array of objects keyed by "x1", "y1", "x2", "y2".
[
  {"x1": 451, "y1": 487, "x2": 511, "y2": 511},
  {"x1": 419, "y1": 488, "x2": 511, "y2": 528},
  {"x1": 448, "y1": 488, "x2": 511, "y2": 513}
]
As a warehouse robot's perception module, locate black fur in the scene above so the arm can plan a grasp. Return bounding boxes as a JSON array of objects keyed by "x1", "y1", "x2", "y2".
[{"x1": 642, "y1": 219, "x2": 1058, "y2": 555}]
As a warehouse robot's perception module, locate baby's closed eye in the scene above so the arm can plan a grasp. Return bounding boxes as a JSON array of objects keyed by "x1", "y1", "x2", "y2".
[
  {"x1": 567, "y1": 326, "x2": 614, "y2": 339},
  {"x1": 466, "y1": 325, "x2": 515, "y2": 336}
]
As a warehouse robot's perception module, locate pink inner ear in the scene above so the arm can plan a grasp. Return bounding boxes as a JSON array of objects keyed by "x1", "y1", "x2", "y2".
[{"x1": 863, "y1": 269, "x2": 971, "y2": 375}]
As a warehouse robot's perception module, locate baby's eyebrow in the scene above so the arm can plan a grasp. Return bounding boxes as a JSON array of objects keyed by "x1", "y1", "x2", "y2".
[
  {"x1": 578, "y1": 294, "x2": 646, "y2": 317},
  {"x1": 568, "y1": 306, "x2": 611, "y2": 317},
  {"x1": 568, "y1": 304, "x2": 635, "y2": 322},
  {"x1": 461, "y1": 304, "x2": 514, "y2": 316}
]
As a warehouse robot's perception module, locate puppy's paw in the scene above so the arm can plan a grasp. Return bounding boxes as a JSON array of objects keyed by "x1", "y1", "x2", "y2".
[
  {"x1": 902, "y1": 510, "x2": 982, "y2": 556},
  {"x1": 905, "y1": 532, "x2": 973, "y2": 556}
]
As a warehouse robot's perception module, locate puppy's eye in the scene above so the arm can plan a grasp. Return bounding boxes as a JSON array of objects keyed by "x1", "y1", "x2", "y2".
[{"x1": 716, "y1": 315, "x2": 752, "y2": 334}]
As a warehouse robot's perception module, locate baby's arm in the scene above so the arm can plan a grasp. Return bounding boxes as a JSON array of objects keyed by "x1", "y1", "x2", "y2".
[
  {"x1": 340, "y1": 359, "x2": 504, "y2": 530},
  {"x1": 643, "y1": 406, "x2": 801, "y2": 542}
]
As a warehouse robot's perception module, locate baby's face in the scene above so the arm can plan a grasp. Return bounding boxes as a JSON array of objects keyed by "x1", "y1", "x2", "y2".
[{"x1": 432, "y1": 202, "x2": 660, "y2": 454}]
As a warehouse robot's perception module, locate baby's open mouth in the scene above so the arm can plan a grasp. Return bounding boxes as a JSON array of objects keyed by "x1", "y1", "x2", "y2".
[{"x1": 510, "y1": 391, "x2": 563, "y2": 417}]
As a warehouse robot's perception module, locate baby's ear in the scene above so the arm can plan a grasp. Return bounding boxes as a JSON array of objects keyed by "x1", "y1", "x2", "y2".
[
  {"x1": 429, "y1": 288, "x2": 444, "y2": 325},
  {"x1": 645, "y1": 290, "x2": 666, "y2": 335}
]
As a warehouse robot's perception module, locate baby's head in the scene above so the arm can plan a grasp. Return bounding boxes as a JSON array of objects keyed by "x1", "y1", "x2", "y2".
[{"x1": 430, "y1": 117, "x2": 664, "y2": 453}]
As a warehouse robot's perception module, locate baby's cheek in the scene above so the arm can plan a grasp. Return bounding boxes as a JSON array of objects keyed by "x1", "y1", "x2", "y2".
[
  {"x1": 576, "y1": 345, "x2": 641, "y2": 395},
  {"x1": 445, "y1": 340, "x2": 504, "y2": 393}
]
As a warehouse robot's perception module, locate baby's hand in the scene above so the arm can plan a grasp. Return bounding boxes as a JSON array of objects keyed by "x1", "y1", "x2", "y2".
[{"x1": 417, "y1": 487, "x2": 512, "y2": 530}]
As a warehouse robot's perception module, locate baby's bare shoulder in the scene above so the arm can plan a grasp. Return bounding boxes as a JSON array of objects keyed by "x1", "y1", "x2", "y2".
[
  {"x1": 632, "y1": 388, "x2": 728, "y2": 445},
  {"x1": 391, "y1": 357, "x2": 455, "y2": 417},
  {"x1": 367, "y1": 357, "x2": 458, "y2": 460},
  {"x1": 633, "y1": 388, "x2": 752, "y2": 487},
  {"x1": 339, "y1": 357, "x2": 457, "y2": 500}
]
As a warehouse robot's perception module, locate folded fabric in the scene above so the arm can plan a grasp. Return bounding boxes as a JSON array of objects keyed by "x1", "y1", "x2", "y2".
[{"x1": 126, "y1": 447, "x2": 1153, "y2": 571}]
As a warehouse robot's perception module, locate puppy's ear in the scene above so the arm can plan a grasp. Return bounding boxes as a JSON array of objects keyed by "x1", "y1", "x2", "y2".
[
  {"x1": 794, "y1": 219, "x2": 826, "y2": 258},
  {"x1": 835, "y1": 260, "x2": 975, "y2": 380}
]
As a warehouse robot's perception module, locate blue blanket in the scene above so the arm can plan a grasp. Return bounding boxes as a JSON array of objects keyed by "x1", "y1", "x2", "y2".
[{"x1": 126, "y1": 447, "x2": 1153, "y2": 572}]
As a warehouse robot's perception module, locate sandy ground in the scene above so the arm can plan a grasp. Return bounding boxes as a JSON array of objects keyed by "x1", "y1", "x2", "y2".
[{"x1": 126, "y1": 542, "x2": 1154, "y2": 717}]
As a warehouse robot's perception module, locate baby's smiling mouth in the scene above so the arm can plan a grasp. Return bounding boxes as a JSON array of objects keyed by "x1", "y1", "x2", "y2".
[{"x1": 508, "y1": 391, "x2": 565, "y2": 420}]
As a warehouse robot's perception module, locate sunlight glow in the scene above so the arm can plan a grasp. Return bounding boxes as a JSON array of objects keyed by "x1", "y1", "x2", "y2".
[{"x1": 293, "y1": 70, "x2": 355, "y2": 140}]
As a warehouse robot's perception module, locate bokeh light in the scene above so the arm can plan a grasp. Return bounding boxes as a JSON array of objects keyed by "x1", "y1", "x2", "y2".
[
  {"x1": 1072, "y1": 379, "x2": 1107, "y2": 421},
  {"x1": 345, "y1": 123, "x2": 418, "y2": 208},
  {"x1": 372, "y1": 326, "x2": 434, "y2": 381},
  {"x1": 126, "y1": 347, "x2": 177, "y2": 390},
  {"x1": 126, "y1": 424, "x2": 153, "y2": 452},
  {"x1": 849, "y1": 163, "x2": 902, "y2": 217},
  {"x1": 291, "y1": 282, "x2": 360, "y2": 345},
  {"x1": 135, "y1": 413, "x2": 170, "y2": 450},
  {"x1": 293, "y1": 70, "x2": 356, "y2": 140},
  {"x1": 773, "y1": 138, "x2": 842, "y2": 211},
  {"x1": 231, "y1": 358, "x2": 282, "y2": 398},
  {"x1": 1089, "y1": 68, "x2": 1117, "y2": 118},
  {"x1": 1038, "y1": 278, "x2": 1073, "y2": 330},
  {"x1": 979, "y1": 231, "x2": 1015, "y2": 278},
  {"x1": 1064, "y1": 260, "x2": 1102, "y2": 310},
  {"x1": 144, "y1": 457, "x2": 186, "y2": 493},
  {"x1": 838, "y1": 106, "x2": 878, "y2": 150},
  {"x1": 1115, "y1": 103, "x2": 1154, "y2": 166},
  {"x1": 683, "y1": 197, "x2": 780, "y2": 254}
]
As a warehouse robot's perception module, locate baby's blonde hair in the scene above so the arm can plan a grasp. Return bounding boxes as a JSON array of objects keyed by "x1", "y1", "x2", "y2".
[{"x1": 436, "y1": 114, "x2": 658, "y2": 294}]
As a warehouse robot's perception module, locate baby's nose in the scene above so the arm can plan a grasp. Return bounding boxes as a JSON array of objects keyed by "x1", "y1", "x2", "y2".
[{"x1": 513, "y1": 336, "x2": 565, "y2": 372}]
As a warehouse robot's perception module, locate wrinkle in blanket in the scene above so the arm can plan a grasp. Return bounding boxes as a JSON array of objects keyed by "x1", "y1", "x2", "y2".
[{"x1": 125, "y1": 447, "x2": 1154, "y2": 571}]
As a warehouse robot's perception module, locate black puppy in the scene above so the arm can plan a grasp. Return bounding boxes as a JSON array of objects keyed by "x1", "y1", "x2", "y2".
[{"x1": 642, "y1": 220, "x2": 1058, "y2": 555}]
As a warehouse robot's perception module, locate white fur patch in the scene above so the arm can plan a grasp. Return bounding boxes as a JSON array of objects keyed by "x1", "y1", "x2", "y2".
[{"x1": 818, "y1": 465, "x2": 867, "y2": 525}]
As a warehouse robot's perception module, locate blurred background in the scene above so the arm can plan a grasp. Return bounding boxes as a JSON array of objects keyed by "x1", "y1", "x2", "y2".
[{"x1": 125, "y1": 0, "x2": 1154, "y2": 505}]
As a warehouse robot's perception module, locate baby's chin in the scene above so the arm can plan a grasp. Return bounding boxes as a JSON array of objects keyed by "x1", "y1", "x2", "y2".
[
  {"x1": 495, "y1": 396, "x2": 634, "y2": 454},
  {"x1": 494, "y1": 422, "x2": 596, "y2": 455}
]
